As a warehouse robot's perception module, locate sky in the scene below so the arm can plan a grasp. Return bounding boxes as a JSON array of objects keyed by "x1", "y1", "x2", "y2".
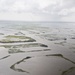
[{"x1": 0, "y1": 0, "x2": 75, "y2": 21}]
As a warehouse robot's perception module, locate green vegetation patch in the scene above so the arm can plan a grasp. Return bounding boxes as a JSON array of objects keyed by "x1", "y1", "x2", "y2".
[
  {"x1": 0, "y1": 35, "x2": 36, "y2": 43},
  {"x1": 5, "y1": 35, "x2": 28, "y2": 39},
  {"x1": 10, "y1": 57, "x2": 31, "y2": 73},
  {"x1": 8, "y1": 48, "x2": 25, "y2": 54},
  {"x1": 0, "y1": 43, "x2": 48, "y2": 48}
]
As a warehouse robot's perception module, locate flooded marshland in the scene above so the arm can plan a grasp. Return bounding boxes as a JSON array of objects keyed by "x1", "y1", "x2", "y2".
[{"x1": 0, "y1": 21, "x2": 75, "y2": 75}]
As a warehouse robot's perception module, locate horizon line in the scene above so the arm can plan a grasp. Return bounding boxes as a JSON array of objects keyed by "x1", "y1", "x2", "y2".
[{"x1": 0, "y1": 20, "x2": 75, "y2": 23}]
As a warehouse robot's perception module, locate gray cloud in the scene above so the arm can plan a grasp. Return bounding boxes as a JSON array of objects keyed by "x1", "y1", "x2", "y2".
[{"x1": 0, "y1": 0, "x2": 75, "y2": 21}]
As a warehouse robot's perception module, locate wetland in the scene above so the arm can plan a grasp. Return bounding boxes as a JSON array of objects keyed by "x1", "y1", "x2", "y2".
[{"x1": 0, "y1": 21, "x2": 75, "y2": 75}]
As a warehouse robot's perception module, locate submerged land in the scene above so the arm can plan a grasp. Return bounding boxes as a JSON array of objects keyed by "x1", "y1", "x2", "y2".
[{"x1": 0, "y1": 21, "x2": 75, "y2": 75}]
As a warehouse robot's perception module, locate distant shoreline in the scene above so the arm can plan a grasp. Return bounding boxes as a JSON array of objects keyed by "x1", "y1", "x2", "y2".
[{"x1": 0, "y1": 20, "x2": 75, "y2": 23}]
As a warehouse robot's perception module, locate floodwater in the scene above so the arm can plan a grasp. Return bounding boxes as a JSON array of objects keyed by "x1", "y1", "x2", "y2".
[{"x1": 0, "y1": 21, "x2": 75, "y2": 75}]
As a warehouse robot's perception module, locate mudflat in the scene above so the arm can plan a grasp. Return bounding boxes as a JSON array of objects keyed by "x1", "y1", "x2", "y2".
[{"x1": 0, "y1": 22, "x2": 75, "y2": 75}]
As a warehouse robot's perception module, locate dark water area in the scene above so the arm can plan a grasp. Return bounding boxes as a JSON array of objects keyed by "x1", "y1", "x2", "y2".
[{"x1": 0, "y1": 21, "x2": 75, "y2": 75}]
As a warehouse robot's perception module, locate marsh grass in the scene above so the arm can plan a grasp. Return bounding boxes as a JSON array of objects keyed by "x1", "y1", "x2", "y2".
[
  {"x1": 46, "y1": 54, "x2": 75, "y2": 64},
  {"x1": 0, "y1": 43, "x2": 48, "y2": 48},
  {"x1": 0, "y1": 35, "x2": 36, "y2": 43},
  {"x1": 5, "y1": 35, "x2": 29, "y2": 39},
  {"x1": 10, "y1": 57, "x2": 31, "y2": 73},
  {"x1": 8, "y1": 48, "x2": 25, "y2": 54}
]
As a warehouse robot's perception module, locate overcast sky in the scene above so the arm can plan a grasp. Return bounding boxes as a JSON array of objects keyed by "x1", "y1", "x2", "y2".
[{"x1": 0, "y1": 0, "x2": 75, "y2": 21}]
